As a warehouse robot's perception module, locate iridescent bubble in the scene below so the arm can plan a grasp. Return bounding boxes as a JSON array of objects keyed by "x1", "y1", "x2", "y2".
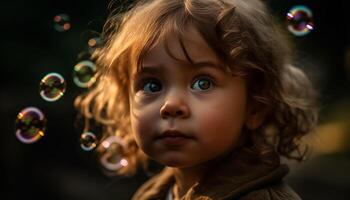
[
  {"x1": 286, "y1": 5, "x2": 314, "y2": 36},
  {"x1": 39, "y1": 72, "x2": 66, "y2": 102},
  {"x1": 53, "y1": 13, "x2": 71, "y2": 32},
  {"x1": 73, "y1": 60, "x2": 96, "y2": 88},
  {"x1": 80, "y1": 132, "x2": 97, "y2": 151},
  {"x1": 98, "y1": 136, "x2": 128, "y2": 171},
  {"x1": 15, "y1": 107, "x2": 46, "y2": 144},
  {"x1": 88, "y1": 37, "x2": 102, "y2": 53}
]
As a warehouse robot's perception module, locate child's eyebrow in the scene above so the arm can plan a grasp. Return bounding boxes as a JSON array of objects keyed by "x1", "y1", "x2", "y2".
[{"x1": 139, "y1": 60, "x2": 224, "y2": 74}]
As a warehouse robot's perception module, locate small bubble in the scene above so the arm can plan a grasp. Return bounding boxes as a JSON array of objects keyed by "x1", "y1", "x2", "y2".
[
  {"x1": 73, "y1": 60, "x2": 97, "y2": 88},
  {"x1": 80, "y1": 132, "x2": 97, "y2": 151},
  {"x1": 53, "y1": 14, "x2": 71, "y2": 32},
  {"x1": 98, "y1": 136, "x2": 128, "y2": 171},
  {"x1": 15, "y1": 107, "x2": 46, "y2": 144},
  {"x1": 39, "y1": 72, "x2": 66, "y2": 102},
  {"x1": 286, "y1": 5, "x2": 314, "y2": 36},
  {"x1": 88, "y1": 37, "x2": 102, "y2": 53}
]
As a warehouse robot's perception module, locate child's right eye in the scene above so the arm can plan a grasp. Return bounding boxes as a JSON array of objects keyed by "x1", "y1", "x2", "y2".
[{"x1": 141, "y1": 79, "x2": 162, "y2": 93}]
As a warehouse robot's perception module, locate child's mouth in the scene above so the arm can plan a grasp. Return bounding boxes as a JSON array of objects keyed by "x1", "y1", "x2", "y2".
[{"x1": 156, "y1": 130, "x2": 194, "y2": 146}]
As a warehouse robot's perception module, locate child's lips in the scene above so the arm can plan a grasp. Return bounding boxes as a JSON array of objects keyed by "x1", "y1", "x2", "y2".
[
  {"x1": 156, "y1": 130, "x2": 194, "y2": 145},
  {"x1": 156, "y1": 130, "x2": 193, "y2": 139}
]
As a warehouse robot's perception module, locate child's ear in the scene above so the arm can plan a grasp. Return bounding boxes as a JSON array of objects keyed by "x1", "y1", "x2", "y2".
[{"x1": 245, "y1": 104, "x2": 268, "y2": 130}]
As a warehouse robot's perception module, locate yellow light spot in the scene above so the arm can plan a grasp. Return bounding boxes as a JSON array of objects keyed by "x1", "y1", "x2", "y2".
[
  {"x1": 38, "y1": 131, "x2": 45, "y2": 137},
  {"x1": 305, "y1": 122, "x2": 348, "y2": 155},
  {"x1": 17, "y1": 113, "x2": 23, "y2": 119}
]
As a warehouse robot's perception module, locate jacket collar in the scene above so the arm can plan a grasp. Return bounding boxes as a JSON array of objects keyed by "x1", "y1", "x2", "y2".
[{"x1": 132, "y1": 148, "x2": 288, "y2": 200}]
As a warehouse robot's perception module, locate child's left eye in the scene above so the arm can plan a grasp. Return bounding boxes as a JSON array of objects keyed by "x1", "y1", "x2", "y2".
[{"x1": 191, "y1": 77, "x2": 214, "y2": 91}]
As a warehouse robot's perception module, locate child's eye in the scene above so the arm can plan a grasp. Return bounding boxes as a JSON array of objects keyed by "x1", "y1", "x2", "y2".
[
  {"x1": 141, "y1": 79, "x2": 162, "y2": 93},
  {"x1": 191, "y1": 77, "x2": 214, "y2": 91}
]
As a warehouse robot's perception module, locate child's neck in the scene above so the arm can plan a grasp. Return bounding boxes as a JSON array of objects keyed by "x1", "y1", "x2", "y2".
[
  {"x1": 170, "y1": 149, "x2": 236, "y2": 198},
  {"x1": 170, "y1": 158, "x2": 221, "y2": 198}
]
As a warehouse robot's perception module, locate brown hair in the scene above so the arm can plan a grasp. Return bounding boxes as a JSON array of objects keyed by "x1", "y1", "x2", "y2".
[{"x1": 75, "y1": 0, "x2": 318, "y2": 176}]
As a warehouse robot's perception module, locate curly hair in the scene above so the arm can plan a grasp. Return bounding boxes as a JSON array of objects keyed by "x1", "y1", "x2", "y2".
[{"x1": 75, "y1": 0, "x2": 318, "y2": 176}]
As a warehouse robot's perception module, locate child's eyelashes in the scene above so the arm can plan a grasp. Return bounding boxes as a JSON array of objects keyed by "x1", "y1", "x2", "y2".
[{"x1": 135, "y1": 75, "x2": 216, "y2": 95}]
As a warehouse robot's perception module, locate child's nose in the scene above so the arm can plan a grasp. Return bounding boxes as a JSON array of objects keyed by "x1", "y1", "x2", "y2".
[{"x1": 160, "y1": 97, "x2": 190, "y2": 119}]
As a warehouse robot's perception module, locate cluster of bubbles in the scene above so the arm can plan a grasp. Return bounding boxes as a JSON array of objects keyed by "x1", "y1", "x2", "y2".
[
  {"x1": 286, "y1": 5, "x2": 314, "y2": 36},
  {"x1": 16, "y1": 11, "x2": 100, "y2": 144},
  {"x1": 79, "y1": 132, "x2": 129, "y2": 171},
  {"x1": 79, "y1": 132, "x2": 129, "y2": 170},
  {"x1": 17, "y1": 61, "x2": 97, "y2": 144},
  {"x1": 14, "y1": 10, "x2": 129, "y2": 175}
]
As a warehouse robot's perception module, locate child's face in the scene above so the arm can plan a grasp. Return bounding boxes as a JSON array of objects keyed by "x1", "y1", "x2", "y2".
[{"x1": 129, "y1": 25, "x2": 249, "y2": 168}]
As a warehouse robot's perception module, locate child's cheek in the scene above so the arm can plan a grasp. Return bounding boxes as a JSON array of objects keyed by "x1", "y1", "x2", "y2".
[
  {"x1": 197, "y1": 107, "x2": 227, "y2": 134},
  {"x1": 195, "y1": 104, "x2": 245, "y2": 144},
  {"x1": 130, "y1": 103, "x2": 158, "y2": 150}
]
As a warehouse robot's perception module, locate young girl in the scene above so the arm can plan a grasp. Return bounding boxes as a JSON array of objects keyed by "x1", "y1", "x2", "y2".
[{"x1": 75, "y1": 0, "x2": 318, "y2": 199}]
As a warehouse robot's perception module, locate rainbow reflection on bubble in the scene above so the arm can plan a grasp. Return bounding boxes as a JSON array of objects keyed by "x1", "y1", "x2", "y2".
[
  {"x1": 80, "y1": 132, "x2": 97, "y2": 151},
  {"x1": 73, "y1": 60, "x2": 97, "y2": 88},
  {"x1": 39, "y1": 72, "x2": 66, "y2": 102},
  {"x1": 53, "y1": 14, "x2": 71, "y2": 32},
  {"x1": 15, "y1": 107, "x2": 46, "y2": 144},
  {"x1": 286, "y1": 5, "x2": 314, "y2": 36},
  {"x1": 98, "y1": 136, "x2": 128, "y2": 171}
]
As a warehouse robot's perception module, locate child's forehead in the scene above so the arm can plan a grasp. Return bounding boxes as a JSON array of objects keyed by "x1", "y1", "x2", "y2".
[{"x1": 142, "y1": 25, "x2": 221, "y2": 66}]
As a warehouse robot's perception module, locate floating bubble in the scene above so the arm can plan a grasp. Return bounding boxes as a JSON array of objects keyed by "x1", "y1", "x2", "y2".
[
  {"x1": 98, "y1": 136, "x2": 128, "y2": 171},
  {"x1": 53, "y1": 13, "x2": 71, "y2": 32},
  {"x1": 88, "y1": 37, "x2": 102, "y2": 53},
  {"x1": 15, "y1": 107, "x2": 46, "y2": 144},
  {"x1": 73, "y1": 60, "x2": 97, "y2": 88},
  {"x1": 80, "y1": 132, "x2": 98, "y2": 151},
  {"x1": 286, "y1": 5, "x2": 314, "y2": 36},
  {"x1": 39, "y1": 72, "x2": 66, "y2": 102}
]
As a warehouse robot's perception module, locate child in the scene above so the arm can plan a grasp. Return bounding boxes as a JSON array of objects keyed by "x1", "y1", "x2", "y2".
[{"x1": 75, "y1": 0, "x2": 318, "y2": 199}]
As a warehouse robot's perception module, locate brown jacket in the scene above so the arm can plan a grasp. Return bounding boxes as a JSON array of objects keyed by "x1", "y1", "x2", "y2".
[{"x1": 132, "y1": 149, "x2": 301, "y2": 200}]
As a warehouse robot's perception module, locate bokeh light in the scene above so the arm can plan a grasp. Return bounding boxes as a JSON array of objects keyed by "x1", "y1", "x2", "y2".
[
  {"x1": 80, "y1": 132, "x2": 98, "y2": 151},
  {"x1": 98, "y1": 136, "x2": 128, "y2": 171},
  {"x1": 39, "y1": 72, "x2": 66, "y2": 102},
  {"x1": 15, "y1": 107, "x2": 46, "y2": 144},
  {"x1": 88, "y1": 37, "x2": 102, "y2": 53},
  {"x1": 53, "y1": 13, "x2": 71, "y2": 32},
  {"x1": 73, "y1": 60, "x2": 97, "y2": 88},
  {"x1": 286, "y1": 5, "x2": 314, "y2": 36}
]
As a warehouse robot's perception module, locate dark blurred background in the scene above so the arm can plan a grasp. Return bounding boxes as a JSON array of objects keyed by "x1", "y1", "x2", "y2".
[{"x1": 1, "y1": 0, "x2": 349, "y2": 199}]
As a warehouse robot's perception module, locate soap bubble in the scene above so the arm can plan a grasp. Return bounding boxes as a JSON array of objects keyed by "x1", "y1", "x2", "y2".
[
  {"x1": 88, "y1": 37, "x2": 102, "y2": 53},
  {"x1": 286, "y1": 5, "x2": 314, "y2": 36},
  {"x1": 39, "y1": 72, "x2": 66, "y2": 102},
  {"x1": 73, "y1": 60, "x2": 96, "y2": 88},
  {"x1": 53, "y1": 13, "x2": 71, "y2": 32},
  {"x1": 15, "y1": 107, "x2": 46, "y2": 144},
  {"x1": 98, "y1": 136, "x2": 128, "y2": 171},
  {"x1": 80, "y1": 132, "x2": 98, "y2": 151}
]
